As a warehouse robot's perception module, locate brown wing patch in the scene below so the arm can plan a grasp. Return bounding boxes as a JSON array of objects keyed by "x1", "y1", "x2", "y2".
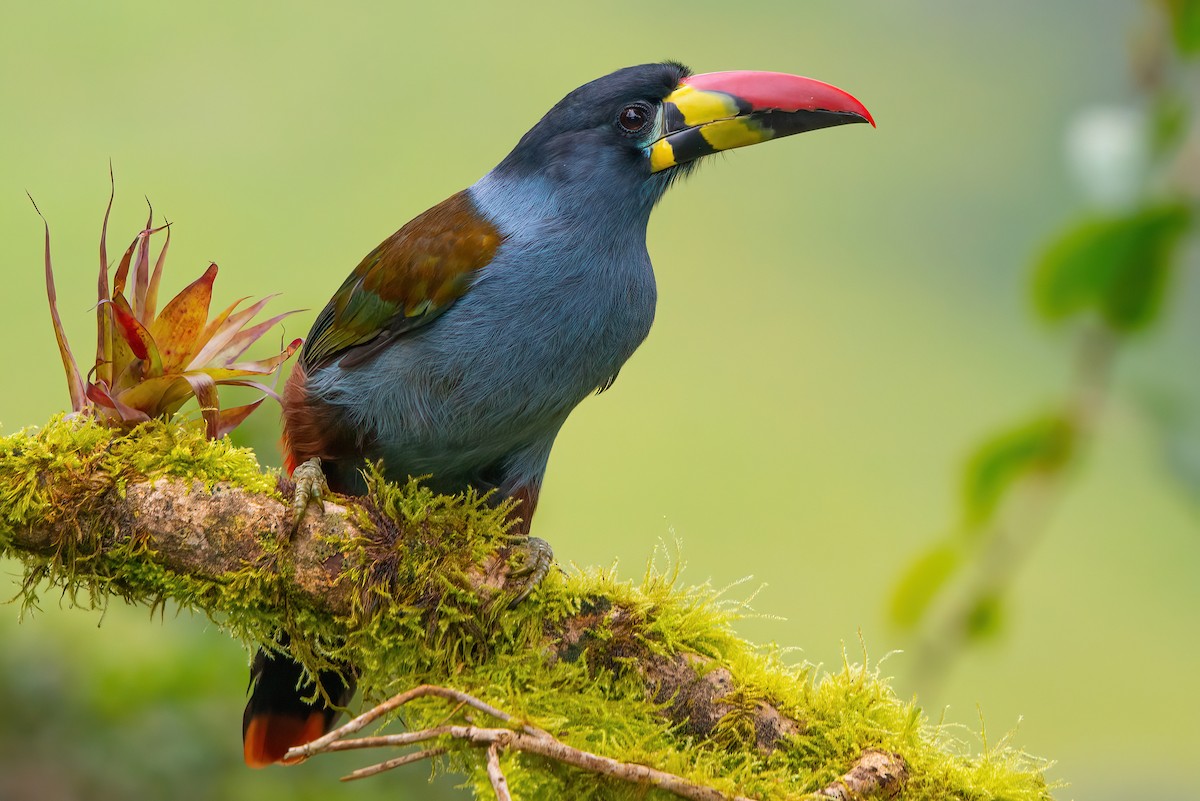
[{"x1": 301, "y1": 191, "x2": 502, "y2": 369}]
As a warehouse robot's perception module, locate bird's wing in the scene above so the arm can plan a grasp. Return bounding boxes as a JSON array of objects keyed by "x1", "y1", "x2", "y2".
[{"x1": 301, "y1": 190, "x2": 503, "y2": 370}]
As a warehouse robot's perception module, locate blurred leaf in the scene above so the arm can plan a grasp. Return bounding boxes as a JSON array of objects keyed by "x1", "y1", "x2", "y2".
[
  {"x1": 1161, "y1": 0, "x2": 1200, "y2": 55},
  {"x1": 963, "y1": 592, "x2": 1006, "y2": 642},
  {"x1": 964, "y1": 414, "x2": 1075, "y2": 525},
  {"x1": 1103, "y1": 206, "x2": 1191, "y2": 329},
  {"x1": 1150, "y1": 93, "x2": 1189, "y2": 158},
  {"x1": 1031, "y1": 204, "x2": 1191, "y2": 332},
  {"x1": 889, "y1": 542, "x2": 962, "y2": 630}
]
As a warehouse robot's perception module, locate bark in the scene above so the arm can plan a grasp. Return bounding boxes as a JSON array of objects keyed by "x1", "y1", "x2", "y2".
[
  {"x1": 1, "y1": 429, "x2": 1047, "y2": 800},
  {"x1": 6, "y1": 474, "x2": 811, "y2": 761}
]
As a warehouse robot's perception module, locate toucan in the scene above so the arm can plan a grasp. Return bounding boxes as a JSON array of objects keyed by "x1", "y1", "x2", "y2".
[{"x1": 243, "y1": 60, "x2": 873, "y2": 768}]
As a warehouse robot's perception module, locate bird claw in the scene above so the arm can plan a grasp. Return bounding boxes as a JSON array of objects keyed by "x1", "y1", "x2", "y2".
[
  {"x1": 291, "y1": 457, "x2": 329, "y2": 533},
  {"x1": 503, "y1": 536, "x2": 554, "y2": 607}
]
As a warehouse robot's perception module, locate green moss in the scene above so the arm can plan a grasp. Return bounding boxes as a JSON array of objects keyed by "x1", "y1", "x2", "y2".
[
  {"x1": 0, "y1": 414, "x2": 274, "y2": 528},
  {"x1": 0, "y1": 416, "x2": 1056, "y2": 800},
  {"x1": 1, "y1": 415, "x2": 279, "y2": 616}
]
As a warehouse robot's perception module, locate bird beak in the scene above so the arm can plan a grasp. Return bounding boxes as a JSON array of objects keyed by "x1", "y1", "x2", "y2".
[{"x1": 648, "y1": 71, "x2": 875, "y2": 173}]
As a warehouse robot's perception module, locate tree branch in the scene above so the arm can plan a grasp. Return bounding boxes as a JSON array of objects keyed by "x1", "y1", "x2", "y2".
[
  {"x1": 815, "y1": 749, "x2": 908, "y2": 800},
  {"x1": 298, "y1": 684, "x2": 755, "y2": 801},
  {"x1": 0, "y1": 417, "x2": 1054, "y2": 800},
  {"x1": 13, "y1": 475, "x2": 364, "y2": 612}
]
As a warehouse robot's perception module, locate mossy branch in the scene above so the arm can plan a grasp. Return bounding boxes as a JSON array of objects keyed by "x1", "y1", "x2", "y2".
[{"x1": 0, "y1": 416, "x2": 1055, "y2": 800}]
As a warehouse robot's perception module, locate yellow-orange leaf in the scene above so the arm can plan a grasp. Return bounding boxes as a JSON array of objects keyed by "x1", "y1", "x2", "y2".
[
  {"x1": 193, "y1": 295, "x2": 246, "y2": 357},
  {"x1": 216, "y1": 398, "x2": 266, "y2": 439},
  {"x1": 116, "y1": 374, "x2": 189, "y2": 416},
  {"x1": 187, "y1": 295, "x2": 278, "y2": 369},
  {"x1": 151, "y1": 262, "x2": 217, "y2": 372}
]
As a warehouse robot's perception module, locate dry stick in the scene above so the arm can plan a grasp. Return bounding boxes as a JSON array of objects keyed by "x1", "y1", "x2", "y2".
[
  {"x1": 342, "y1": 747, "x2": 448, "y2": 782},
  {"x1": 321, "y1": 729, "x2": 459, "y2": 753},
  {"x1": 338, "y1": 726, "x2": 752, "y2": 801},
  {"x1": 291, "y1": 684, "x2": 549, "y2": 759},
  {"x1": 287, "y1": 684, "x2": 757, "y2": 801},
  {"x1": 487, "y1": 743, "x2": 512, "y2": 801}
]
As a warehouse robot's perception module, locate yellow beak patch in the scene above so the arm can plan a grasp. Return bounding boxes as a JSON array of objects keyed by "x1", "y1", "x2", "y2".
[{"x1": 648, "y1": 82, "x2": 773, "y2": 173}]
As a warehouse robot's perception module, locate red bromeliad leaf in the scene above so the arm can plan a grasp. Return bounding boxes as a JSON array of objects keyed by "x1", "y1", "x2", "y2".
[
  {"x1": 115, "y1": 374, "x2": 188, "y2": 417},
  {"x1": 151, "y1": 262, "x2": 217, "y2": 372},
  {"x1": 96, "y1": 174, "x2": 116, "y2": 387},
  {"x1": 193, "y1": 366, "x2": 278, "y2": 382},
  {"x1": 159, "y1": 378, "x2": 201, "y2": 417},
  {"x1": 112, "y1": 223, "x2": 168, "y2": 311},
  {"x1": 198, "y1": 310, "x2": 301, "y2": 368},
  {"x1": 40, "y1": 185, "x2": 302, "y2": 439},
  {"x1": 85, "y1": 383, "x2": 117, "y2": 409},
  {"x1": 132, "y1": 206, "x2": 154, "y2": 320},
  {"x1": 227, "y1": 337, "x2": 302, "y2": 375},
  {"x1": 216, "y1": 380, "x2": 283, "y2": 402},
  {"x1": 115, "y1": 348, "x2": 295, "y2": 415},
  {"x1": 183, "y1": 371, "x2": 220, "y2": 439},
  {"x1": 110, "y1": 291, "x2": 163, "y2": 376},
  {"x1": 215, "y1": 398, "x2": 266, "y2": 439},
  {"x1": 112, "y1": 232, "x2": 138, "y2": 299},
  {"x1": 32, "y1": 196, "x2": 87, "y2": 412},
  {"x1": 192, "y1": 294, "x2": 247, "y2": 359},
  {"x1": 86, "y1": 382, "x2": 151, "y2": 423},
  {"x1": 108, "y1": 313, "x2": 140, "y2": 394},
  {"x1": 186, "y1": 294, "x2": 279, "y2": 369},
  {"x1": 143, "y1": 222, "x2": 171, "y2": 323},
  {"x1": 109, "y1": 293, "x2": 149, "y2": 360}
]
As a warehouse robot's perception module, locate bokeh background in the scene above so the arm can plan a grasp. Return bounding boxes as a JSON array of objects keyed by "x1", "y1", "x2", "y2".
[{"x1": 2, "y1": 2, "x2": 1197, "y2": 799}]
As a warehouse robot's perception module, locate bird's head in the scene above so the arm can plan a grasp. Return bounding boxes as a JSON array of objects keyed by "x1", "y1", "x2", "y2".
[{"x1": 487, "y1": 61, "x2": 873, "y2": 221}]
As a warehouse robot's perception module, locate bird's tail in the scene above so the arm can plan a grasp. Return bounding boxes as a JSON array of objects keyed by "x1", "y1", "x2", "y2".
[{"x1": 242, "y1": 639, "x2": 356, "y2": 768}]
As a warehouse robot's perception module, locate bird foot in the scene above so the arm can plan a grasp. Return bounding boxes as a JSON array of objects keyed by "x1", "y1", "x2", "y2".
[
  {"x1": 290, "y1": 457, "x2": 329, "y2": 533},
  {"x1": 502, "y1": 536, "x2": 554, "y2": 607}
]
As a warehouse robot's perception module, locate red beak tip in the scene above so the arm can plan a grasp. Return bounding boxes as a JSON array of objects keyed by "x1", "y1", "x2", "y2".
[{"x1": 686, "y1": 69, "x2": 875, "y2": 128}]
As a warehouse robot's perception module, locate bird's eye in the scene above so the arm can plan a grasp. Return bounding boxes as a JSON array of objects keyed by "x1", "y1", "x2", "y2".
[{"x1": 617, "y1": 103, "x2": 652, "y2": 134}]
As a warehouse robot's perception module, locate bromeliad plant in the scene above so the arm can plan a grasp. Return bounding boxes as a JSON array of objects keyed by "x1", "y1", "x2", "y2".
[{"x1": 36, "y1": 187, "x2": 301, "y2": 439}]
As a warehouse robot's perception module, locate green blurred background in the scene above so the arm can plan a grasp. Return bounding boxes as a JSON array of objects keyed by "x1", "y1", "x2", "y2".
[{"x1": 2, "y1": 1, "x2": 1197, "y2": 799}]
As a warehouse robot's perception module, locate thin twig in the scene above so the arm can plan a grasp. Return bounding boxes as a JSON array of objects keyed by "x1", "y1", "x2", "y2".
[
  {"x1": 487, "y1": 743, "x2": 512, "y2": 801},
  {"x1": 291, "y1": 684, "x2": 549, "y2": 760},
  {"x1": 287, "y1": 684, "x2": 759, "y2": 801},
  {"x1": 342, "y1": 747, "x2": 448, "y2": 782},
  {"x1": 319, "y1": 726, "x2": 458, "y2": 752}
]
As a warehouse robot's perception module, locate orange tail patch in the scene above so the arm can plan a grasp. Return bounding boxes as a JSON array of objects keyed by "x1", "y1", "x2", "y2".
[{"x1": 243, "y1": 711, "x2": 328, "y2": 768}]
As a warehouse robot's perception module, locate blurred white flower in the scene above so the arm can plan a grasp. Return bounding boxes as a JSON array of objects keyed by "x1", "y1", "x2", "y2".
[{"x1": 1065, "y1": 105, "x2": 1148, "y2": 208}]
